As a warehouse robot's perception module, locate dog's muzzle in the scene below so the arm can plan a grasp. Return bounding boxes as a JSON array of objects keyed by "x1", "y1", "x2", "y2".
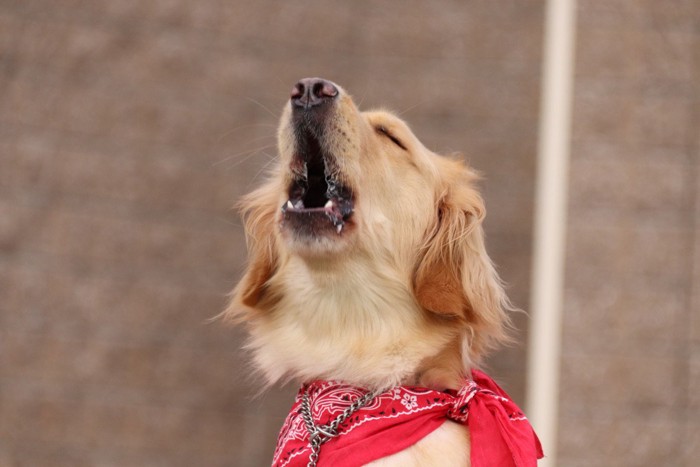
[{"x1": 281, "y1": 78, "x2": 355, "y2": 237}]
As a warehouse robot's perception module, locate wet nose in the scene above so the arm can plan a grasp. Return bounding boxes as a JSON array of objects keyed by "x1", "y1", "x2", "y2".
[{"x1": 290, "y1": 78, "x2": 338, "y2": 109}]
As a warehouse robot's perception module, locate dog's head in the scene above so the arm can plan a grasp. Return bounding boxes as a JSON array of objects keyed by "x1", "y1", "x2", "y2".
[{"x1": 226, "y1": 78, "x2": 511, "y2": 389}]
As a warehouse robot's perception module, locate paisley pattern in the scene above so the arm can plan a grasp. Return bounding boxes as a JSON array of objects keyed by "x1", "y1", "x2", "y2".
[{"x1": 272, "y1": 370, "x2": 543, "y2": 467}]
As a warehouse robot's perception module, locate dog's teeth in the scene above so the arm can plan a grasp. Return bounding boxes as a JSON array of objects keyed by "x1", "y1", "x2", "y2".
[
  {"x1": 336, "y1": 223, "x2": 343, "y2": 234},
  {"x1": 324, "y1": 200, "x2": 334, "y2": 209},
  {"x1": 286, "y1": 200, "x2": 294, "y2": 209}
]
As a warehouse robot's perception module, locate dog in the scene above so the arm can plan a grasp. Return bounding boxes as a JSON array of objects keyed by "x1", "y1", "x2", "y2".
[{"x1": 224, "y1": 78, "x2": 541, "y2": 466}]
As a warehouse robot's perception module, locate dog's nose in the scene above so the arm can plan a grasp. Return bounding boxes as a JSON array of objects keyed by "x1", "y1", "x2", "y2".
[{"x1": 291, "y1": 78, "x2": 338, "y2": 109}]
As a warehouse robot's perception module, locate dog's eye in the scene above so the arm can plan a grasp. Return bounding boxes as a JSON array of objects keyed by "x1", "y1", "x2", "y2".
[{"x1": 376, "y1": 126, "x2": 407, "y2": 151}]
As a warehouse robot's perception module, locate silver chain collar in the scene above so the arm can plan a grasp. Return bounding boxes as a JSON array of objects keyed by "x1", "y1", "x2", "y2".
[{"x1": 300, "y1": 386, "x2": 378, "y2": 467}]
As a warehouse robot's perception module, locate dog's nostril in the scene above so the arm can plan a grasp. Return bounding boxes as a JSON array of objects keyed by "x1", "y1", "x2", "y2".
[
  {"x1": 291, "y1": 82, "x2": 305, "y2": 101},
  {"x1": 291, "y1": 78, "x2": 338, "y2": 109},
  {"x1": 312, "y1": 81, "x2": 337, "y2": 99}
]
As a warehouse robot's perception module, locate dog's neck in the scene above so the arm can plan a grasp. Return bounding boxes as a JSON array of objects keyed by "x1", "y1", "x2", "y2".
[{"x1": 248, "y1": 255, "x2": 466, "y2": 391}]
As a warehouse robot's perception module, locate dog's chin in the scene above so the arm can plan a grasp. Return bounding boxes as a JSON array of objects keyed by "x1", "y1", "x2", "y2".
[{"x1": 280, "y1": 209, "x2": 356, "y2": 256}]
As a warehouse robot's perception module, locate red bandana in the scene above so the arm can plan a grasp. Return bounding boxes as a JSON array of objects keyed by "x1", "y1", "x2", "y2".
[{"x1": 272, "y1": 369, "x2": 543, "y2": 466}]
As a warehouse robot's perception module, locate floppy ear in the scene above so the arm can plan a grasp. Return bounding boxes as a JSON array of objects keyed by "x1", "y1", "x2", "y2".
[
  {"x1": 414, "y1": 162, "x2": 511, "y2": 361},
  {"x1": 222, "y1": 181, "x2": 281, "y2": 321}
]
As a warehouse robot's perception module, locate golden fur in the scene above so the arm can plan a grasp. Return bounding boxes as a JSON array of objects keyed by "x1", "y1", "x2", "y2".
[{"x1": 224, "y1": 80, "x2": 512, "y2": 465}]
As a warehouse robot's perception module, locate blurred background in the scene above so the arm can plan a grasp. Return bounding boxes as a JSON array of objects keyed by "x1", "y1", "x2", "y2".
[{"x1": 0, "y1": 1, "x2": 697, "y2": 466}]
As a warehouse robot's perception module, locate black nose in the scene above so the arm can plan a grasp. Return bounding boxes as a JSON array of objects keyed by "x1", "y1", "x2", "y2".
[{"x1": 291, "y1": 78, "x2": 338, "y2": 109}]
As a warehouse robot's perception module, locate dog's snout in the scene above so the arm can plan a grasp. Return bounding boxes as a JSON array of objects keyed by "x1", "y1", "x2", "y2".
[{"x1": 291, "y1": 78, "x2": 338, "y2": 109}]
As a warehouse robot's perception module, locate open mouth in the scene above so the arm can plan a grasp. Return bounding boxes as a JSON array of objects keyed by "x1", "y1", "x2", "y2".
[{"x1": 281, "y1": 132, "x2": 354, "y2": 234}]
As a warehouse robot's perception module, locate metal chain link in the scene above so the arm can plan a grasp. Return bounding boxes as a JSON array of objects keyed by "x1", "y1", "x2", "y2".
[{"x1": 300, "y1": 387, "x2": 378, "y2": 467}]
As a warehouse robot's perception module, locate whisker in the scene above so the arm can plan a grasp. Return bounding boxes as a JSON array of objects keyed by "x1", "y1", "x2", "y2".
[
  {"x1": 248, "y1": 152, "x2": 279, "y2": 186},
  {"x1": 396, "y1": 101, "x2": 424, "y2": 116},
  {"x1": 212, "y1": 143, "x2": 277, "y2": 168},
  {"x1": 217, "y1": 123, "x2": 277, "y2": 144},
  {"x1": 233, "y1": 133, "x2": 277, "y2": 147},
  {"x1": 213, "y1": 132, "x2": 275, "y2": 169},
  {"x1": 246, "y1": 97, "x2": 280, "y2": 119}
]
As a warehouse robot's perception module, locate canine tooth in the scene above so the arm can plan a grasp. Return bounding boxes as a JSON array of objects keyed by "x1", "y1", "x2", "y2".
[
  {"x1": 324, "y1": 200, "x2": 334, "y2": 209},
  {"x1": 286, "y1": 200, "x2": 294, "y2": 209},
  {"x1": 336, "y1": 223, "x2": 343, "y2": 234}
]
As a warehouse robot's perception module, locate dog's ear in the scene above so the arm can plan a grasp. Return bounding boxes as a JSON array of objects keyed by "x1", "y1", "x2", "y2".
[
  {"x1": 223, "y1": 182, "x2": 280, "y2": 321},
  {"x1": 414, "y1": 161, "x2": 511, "y2": 360}
]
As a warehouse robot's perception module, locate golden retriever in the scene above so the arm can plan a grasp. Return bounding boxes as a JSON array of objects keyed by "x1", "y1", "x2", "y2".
[{"x1": 224, "y1": 78, "x2": 515, "y2": 466}]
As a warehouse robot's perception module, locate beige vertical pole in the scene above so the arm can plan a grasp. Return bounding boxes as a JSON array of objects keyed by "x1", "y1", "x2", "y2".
[{"x1": 527, "y1": 0, "x2": 577, "y2": 465}]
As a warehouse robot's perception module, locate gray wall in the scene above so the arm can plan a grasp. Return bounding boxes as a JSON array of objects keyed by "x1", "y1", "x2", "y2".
[
  {"x1": 559, "y1": 1, "x2": 700, "y2": 465},
  {"x1": 0, "y1": 1, "x2": 542, "y2": 465}
]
